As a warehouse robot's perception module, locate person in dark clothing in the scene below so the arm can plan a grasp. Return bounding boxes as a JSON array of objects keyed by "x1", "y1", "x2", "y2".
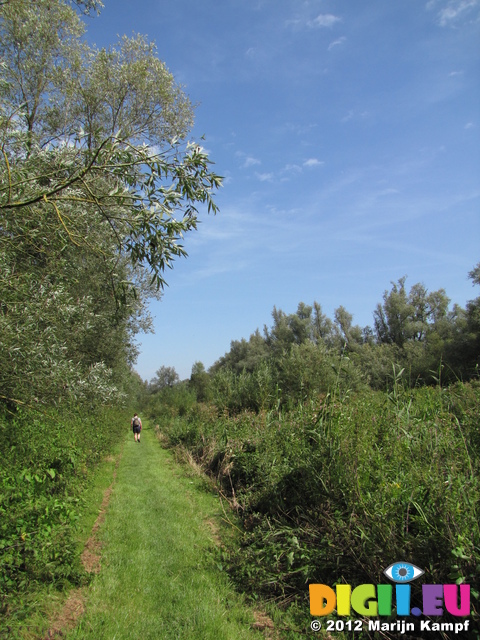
[{"x1": 131, "y1": 413, "x2": 142, "y2": 442}]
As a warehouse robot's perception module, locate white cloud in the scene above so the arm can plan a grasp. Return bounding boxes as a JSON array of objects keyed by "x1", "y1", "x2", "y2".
[
  {"x1": 430, "y1": 0, "x2": 480, "y2": 26},
  {"x1": 244, "y1": 156, "x2": 261, "y2": 168},
  {"x1": 283, "y1": 163, "x2": 302, "y2": 173},
  {"x1": 277, "y1": 164, "x2": 303, "y2": 182},
  {"x1": 255, "y1": 172, "x2": 274, "y2": 182},
  {"x1": 279, "y1": 122, "x2": 319, "y2": 136},
  {"x1": 285, "y1": 18, "x2": 302, "y2": 28},
  {"x1": 236, "y1": 151, "x2": 261, "y2": 168},
  {"x1": 465, "y1": 122, "x2": 475, "y2": 129},
  {"x1": 328, "y1": 36, "x2": 346, "y2": 50},
  {"x1": 303, "y1": 158, "x2": 324, "y2": 167},
  {"x1": 308, "y1": 13, "x2": 341, "y2": 28}
]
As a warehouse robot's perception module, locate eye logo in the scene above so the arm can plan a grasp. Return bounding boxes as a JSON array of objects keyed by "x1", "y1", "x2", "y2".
[{"x1": 383, "y1": 562, "x2": 424, "y2": 583}]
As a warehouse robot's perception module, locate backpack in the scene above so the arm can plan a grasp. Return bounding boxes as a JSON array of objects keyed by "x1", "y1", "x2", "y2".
[{"x1": 133, "y1": 416, "x2": 140, "y2": 428}]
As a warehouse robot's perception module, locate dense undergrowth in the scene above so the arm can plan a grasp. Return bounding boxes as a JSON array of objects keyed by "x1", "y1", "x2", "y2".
[
  {"x1": 0, "y1": 405, "x2": 126, "y2": 636},
  {"x1": 151, "y1": 379, "x2": 480, "y2": 637}
]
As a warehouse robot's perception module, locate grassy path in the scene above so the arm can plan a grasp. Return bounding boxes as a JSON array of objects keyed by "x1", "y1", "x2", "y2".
[{"x1": 68, "y1": 425, "x2": 264, "y2": 640}]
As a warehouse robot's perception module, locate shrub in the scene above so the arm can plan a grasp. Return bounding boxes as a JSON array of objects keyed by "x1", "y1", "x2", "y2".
[
  {"x1": 0, "y1": 404, "x2": 126, "y2": 621},
  {"x1": 156, "y1": 381, "x2": 480, "y2": 634}
]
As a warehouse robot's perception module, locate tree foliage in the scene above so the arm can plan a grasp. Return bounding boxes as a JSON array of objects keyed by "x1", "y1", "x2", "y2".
[
  {"x1": 149, "y1": 366, "x2": 180, "y2": 392},
  {"x1": 189, "y1": 361, "x2": 212, "y2": 402},
  {"x1": 200, "y1": 267, "x2": 480, "y2": 411},
  {"x1": 373, "y1": 277, "x2": 450, "y2": 347},
  {"x1": 0, "y1": 0, "x2": 221, "y2": 407}
]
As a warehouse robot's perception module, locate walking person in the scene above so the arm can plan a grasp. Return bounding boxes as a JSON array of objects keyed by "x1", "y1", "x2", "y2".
[{"x1": 131, "y1": 413, "x2": 142, "y2": 443}]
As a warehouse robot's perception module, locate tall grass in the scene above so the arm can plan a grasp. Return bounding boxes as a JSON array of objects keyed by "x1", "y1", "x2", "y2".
[{"x1": 156, "y1": 379, "x2": 480, "y2": 636}]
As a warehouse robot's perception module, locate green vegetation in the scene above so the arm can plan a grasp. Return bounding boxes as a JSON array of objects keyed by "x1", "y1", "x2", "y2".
[
  {"x1": 1, "y1": 1, "x2": 478, "y2": 637},
  {"x1": 207, "y1": 269, "x2": 480, "y2": 402},
  {"x1": 0, "y1": 0, "x2": 220, "y2": 634},
  {"x1": 0, "y1": 405, "x2": 126, "y2": 637},
  {"x1": 150, "y1": 383, "x2": 480, "y2": 637},
  {"x1": 145, "y1": 269, "x2": 480, "y2": 638},
  {"x1": 69, "y1": 427, "x2": 264, "y2": 640},
  {"x1": 0, "y1": 0, "x2": 221, "y2": 410}
]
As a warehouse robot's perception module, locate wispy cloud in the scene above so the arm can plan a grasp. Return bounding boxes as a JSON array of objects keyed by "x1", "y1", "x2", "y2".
[
  {"x1": 280, "y1": 163, "x2": 303, "y2": 182},
  {"x1": 303, "y1": 158, "x2": 324, "y2": 168},
  {"x1": 341, "y1": 109, "x2": 370, "y2": 123},
  {"x1": 282, "y1": 163, "x2": 302, "y2": 174},
  {"x1": 278, "y1": 122, "x2": 319, "y2": 136},
  {"x1": 328, "y1": 36, "x2": 346, "y2": 50},
  {"x1": 427, "y1": 0, "x2": 480, "y2": 26},
  {"x1": 255, "y1": 172, "x2": 274, "y2": 182},
  {"x1": 308, "y1": 14, "x2": 342, "y2": 28},
  {"x1": 236, "y1": 151, "x2": 261, "y2": 168},
  {"x1": 244, "y1": 156, "x2": 261, "y2": 168},
  {"x1": 278, "y1": 160, "x2": 323, "y2": 181}
]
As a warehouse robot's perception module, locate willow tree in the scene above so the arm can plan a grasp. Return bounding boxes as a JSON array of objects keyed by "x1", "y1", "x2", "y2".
[{"x1": 0, "y1": 0, "x2": 222, "y2": 406}]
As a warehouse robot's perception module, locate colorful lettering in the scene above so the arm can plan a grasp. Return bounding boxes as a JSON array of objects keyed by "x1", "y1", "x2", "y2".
[
  {"x1": 336, "y1": 584, "x2": 351, "y2": 616},
  {"x1": 309, "y1": 584, "x2": 336, "y2": 616},
  {"x1": 395, "y1": 584, "x2": 411, "y2": 616},
  {"x1": 377, "y1": 584, "x2": 393, "y2": 616},
  {"x1": 423, "y1": 584, "x2": 444, "y2": 616},
  {"x1": 309, "y1": 579, "x2": 471, "y2": 618},
  {"x1": 444, "y1": 584, "x2": 470, "y2": 616},
  {"x1": 351, "y1": 584, "x2": 378, "y2": 616}
]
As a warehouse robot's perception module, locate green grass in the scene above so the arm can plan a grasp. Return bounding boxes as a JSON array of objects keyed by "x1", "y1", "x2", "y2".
[
  {"x1": 74, "y1": 449, "x2": 122, "y2": 552},
  {"x1": 68, "y1": 425, "x2": 264, "y2": 640}
]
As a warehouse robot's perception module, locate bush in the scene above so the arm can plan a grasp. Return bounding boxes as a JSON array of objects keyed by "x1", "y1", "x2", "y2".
[
  {"x1": 0, "y1": 404, "x2": 126, "y2": 621},
  {"x1": 155, "y1": 381, "x2": 480, "y2": 634}
]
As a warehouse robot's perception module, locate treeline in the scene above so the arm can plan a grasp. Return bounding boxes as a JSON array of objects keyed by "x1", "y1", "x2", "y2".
[
  {"x1": 145, "y1": 269, "x2": 480, "y2": 638},
  {"x1": 210, "y1": 268, "x2": 480, "y2": 402},
  {"x1": 146, "y1": 266, "x2": 480, "y2": 417},
  {"x1": 0, "y1": 0, "x2": 220, "y2": 633}
]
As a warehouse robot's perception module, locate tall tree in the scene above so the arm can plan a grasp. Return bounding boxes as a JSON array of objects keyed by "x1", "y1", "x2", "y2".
[
  {"x1": 333, "y1": 305, "x2": 363, "y2": 349},
  {"x1": 312, "y1": 301, "x2": 334, "y2": 345},
  {"x1": 0, "y1": 0, "x2": 221, "y2": 406},
  {"x1": 447, "y1": 263, "x2": 480, "y2": 378},
  {"x1": 373, "y1": 277, "x2": 450, "y2": 347},
  {"x1": 189, "y1": 361, "x2": 211, "y2": 402},
  {"x1": 149, "y1": 366, "x2": 179, "y2": 392}
]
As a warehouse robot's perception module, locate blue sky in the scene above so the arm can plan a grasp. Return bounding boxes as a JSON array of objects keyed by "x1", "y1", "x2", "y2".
[{"x1": 85, "y1": 0, "x2": 480, "y2": 382}]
